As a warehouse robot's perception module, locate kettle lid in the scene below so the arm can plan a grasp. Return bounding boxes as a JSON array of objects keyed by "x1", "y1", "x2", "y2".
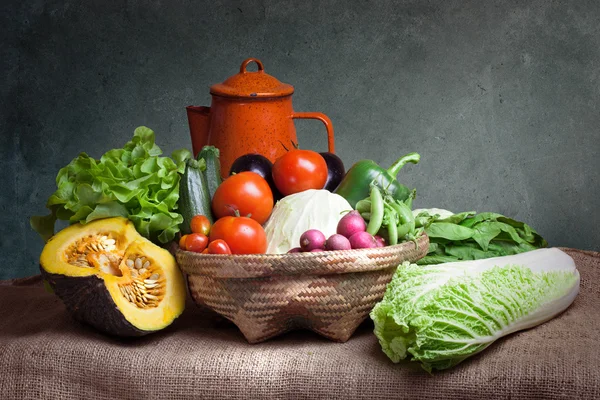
[{"x1": 210, "y1": 58, "x2": 294, "y2": 98}]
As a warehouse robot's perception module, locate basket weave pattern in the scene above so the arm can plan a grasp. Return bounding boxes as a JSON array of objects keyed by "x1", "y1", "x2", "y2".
[{"x1": 177, "y1": 234, "x2": 428, "y2": 343}]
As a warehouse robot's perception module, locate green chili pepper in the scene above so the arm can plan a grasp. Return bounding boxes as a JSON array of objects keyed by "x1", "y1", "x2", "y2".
[{"x1": 335, "y1": 153, "x2": 420, "y2": 208}]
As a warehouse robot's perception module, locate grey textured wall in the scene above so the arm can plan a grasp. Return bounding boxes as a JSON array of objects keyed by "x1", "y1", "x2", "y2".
[{"x1": 2, "y1": 0, "x2": 599, "y2": 279}]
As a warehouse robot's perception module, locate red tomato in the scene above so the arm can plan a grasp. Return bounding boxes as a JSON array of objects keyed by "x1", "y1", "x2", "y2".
[
  {"x1": 190, "y1": 215, "x2": 211, "y2": 236},
  {"x1": 209, "y1": 216, "x2": 267, "y2": 254},
  {"x1": 212, "y1": 171, "x2": 273, "y2": 225},
  {"x1": 272, "y1": 149, "x2": 328, "y2": 196},
  {"x1": 179, "y1": 235, "x2": 188, "y2": 249},
  {"x1": 185, "y1": 233, "x2": 208, "y2": 253},
  {"x1": 207, "y1": 239, "x2": 232, "y2": 254}
]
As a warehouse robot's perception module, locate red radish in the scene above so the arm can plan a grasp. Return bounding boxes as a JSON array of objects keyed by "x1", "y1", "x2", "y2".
[
  {"x1": 349, "y1": 231, "x2": 377, "y2": 249},
  {"x1": 288, "y1": 247, "x2": 302, "y2": 253},
  {"x1": 325, "y1": 234, "x2": 352, "y2": 251},
  {"x1": 374, "y1": 235, "x2": 386, "y2": 247},
  {"x1": 300, "y1": 229, "x2": 326, "y2": 251},
  {"x1": 337, "y1": 210, "x2": 367, "y2": 238},
  {"x1": 310, "y1": 248, "x2": 324, "y2": 252}
]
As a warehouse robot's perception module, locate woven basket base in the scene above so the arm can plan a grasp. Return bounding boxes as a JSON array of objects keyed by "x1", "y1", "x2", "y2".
[
  {"x1": 180, "y1": 234, "x2": 429, "y2": 343},
  {"x1": 187, "y1": 268, "x2": 398, "y2": 343}
]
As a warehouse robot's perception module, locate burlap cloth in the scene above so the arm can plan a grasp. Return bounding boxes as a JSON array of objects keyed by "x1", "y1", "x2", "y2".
[{"x1": 0, "y1": 248, "x2": 598, "y2": 400}]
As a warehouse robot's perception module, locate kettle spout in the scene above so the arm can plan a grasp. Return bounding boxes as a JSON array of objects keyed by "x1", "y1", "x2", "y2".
[{"x1": 186, "y1": 106, "x2": 211, "y2": 158}]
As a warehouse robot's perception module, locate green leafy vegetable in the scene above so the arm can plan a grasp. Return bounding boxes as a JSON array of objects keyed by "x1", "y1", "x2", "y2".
[
  {"x1": 371, "y1": 248, "x2": 580, "y2": 372},
  {"x1": 31, "y1": 126, "x2": 191, "y2": 243},
  {"x1": 413, "y1": 209, "x2": 547, "y2": 265}
]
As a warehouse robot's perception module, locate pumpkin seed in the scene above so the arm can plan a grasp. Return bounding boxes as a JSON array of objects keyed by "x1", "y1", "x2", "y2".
[{"x1": 120, "y1": 262, "x2": 164, "y2": 308}]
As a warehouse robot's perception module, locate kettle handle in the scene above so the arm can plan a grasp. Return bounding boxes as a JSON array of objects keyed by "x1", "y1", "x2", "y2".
[
  {"x1": 240, "y1": 58, "x2": 265, "y2": 73},
  {"x1": 292, "y1": 112, "x2": 335, "y2": 153}
]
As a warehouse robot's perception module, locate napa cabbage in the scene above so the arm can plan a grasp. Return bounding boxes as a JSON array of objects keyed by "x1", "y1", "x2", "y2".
[{"x1": 371, "y1": 248, "x2": 580, "y2": 372}]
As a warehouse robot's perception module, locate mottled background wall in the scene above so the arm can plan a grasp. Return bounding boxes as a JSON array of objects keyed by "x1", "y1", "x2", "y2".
[{"x1": 2, "y1": 0, "x2": 599, "y2": 279}]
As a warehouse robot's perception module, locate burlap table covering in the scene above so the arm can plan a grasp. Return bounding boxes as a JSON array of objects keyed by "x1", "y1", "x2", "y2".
[{"x1": 0, "y1": 248, "x2": 598, "y2": 400}]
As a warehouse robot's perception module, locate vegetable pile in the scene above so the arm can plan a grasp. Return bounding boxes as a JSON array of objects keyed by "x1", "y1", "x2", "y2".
[
  {"x1": 176, "y1": 145, "x2": 428, "y2": 256},
  {"x1": 32, "y1": 119, "x2": 576, "y2": 371}
]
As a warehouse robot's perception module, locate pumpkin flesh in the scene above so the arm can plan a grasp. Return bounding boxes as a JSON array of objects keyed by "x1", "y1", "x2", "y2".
[{"x1": 40, "y1": 217, "x2": 185, "y2": 336}]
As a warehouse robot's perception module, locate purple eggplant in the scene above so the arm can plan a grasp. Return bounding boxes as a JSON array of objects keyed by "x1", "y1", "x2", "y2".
[
  {"x1": 320, "y1": 152, "x2": 346, "y2": 192},
  {"x1": 229, "y1": 153, "x2": 283, "y2": 200}
]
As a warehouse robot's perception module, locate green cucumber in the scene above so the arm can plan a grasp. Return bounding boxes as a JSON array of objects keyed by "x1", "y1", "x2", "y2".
[
  {"x1": 197, "y1": 145, "x2": 222, "y2": 199},
  {"x1": 179, "y1": 158, "x2": 213, "y2": 234}
]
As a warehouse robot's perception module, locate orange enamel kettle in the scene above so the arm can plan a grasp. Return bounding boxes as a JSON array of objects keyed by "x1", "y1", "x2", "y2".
[{"x1": 186, "y1": 58, "x2": 335, "y2": 176}]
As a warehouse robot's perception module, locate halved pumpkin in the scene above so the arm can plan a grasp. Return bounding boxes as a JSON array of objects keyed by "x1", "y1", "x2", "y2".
[{"x1": 40, "y1": 217, "x2": 186, "y2": 336}]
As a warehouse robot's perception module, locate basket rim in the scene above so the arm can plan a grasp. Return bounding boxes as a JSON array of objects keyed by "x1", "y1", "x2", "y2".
[{"x1": 176, "y1": 233, "x2": 428, "y2": 278}]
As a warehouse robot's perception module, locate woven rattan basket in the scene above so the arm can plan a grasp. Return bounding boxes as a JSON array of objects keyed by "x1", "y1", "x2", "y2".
[{"x1": 177, "y1": 233, "x2": 429, "y2": 343}]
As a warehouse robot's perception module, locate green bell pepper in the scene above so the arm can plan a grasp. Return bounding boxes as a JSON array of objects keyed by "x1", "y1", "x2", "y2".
[{"x1": 334, "y1": 152, "x2": 420, "y2": 208}]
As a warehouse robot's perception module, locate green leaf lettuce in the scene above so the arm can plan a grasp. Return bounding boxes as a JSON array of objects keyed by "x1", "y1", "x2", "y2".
[{"x1": 30, "y1": 126, "x2": 191, "y2": 243}]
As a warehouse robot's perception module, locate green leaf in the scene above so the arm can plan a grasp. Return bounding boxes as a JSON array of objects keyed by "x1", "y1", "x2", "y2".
[
  {"x1": 427, "y1": 242, "x2": 439, "y2": 254},
  {"x1": 486, "y1": 241, "x2": 526, "y2": 256},
  {"x1": 43, "y1": 280, "x2": 55, "y2": 294},
  {"x1": 471, "y1": 221, "x2": 503, "y2": 251},
  {"x1": 425, "y1": 222, "x2": 474, "y2": 241},
  {"x1": 437, "y1": 211, "x2": 476, "y2": 225},
  {"x1": 460, "y1": 212, "x2": 504, "y2": 228},
  {"x1": 497, "y1": 217, "x2": 547, "y2": 247},
  {"x1": 29, "y1": 210, "x2": 58, "y2": 243},
  {"x1": 172, "y1": 148, "x2": 192, "y2": 166},
  {"x1": 85, "y1": 202, "x2": 129, "y2": 222},
  {"x1": 496, "y1": 223, "x2": 527, "y2": 245},
  {"x1": 444, "y1": 242, "x2": 501, "y2": 260},
  {"x1": 69, "y1": 205, "x2": 94, "y2": 223},
  {"x1": 417, "y1": 254, "x2": 460, "y2": 265}
]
